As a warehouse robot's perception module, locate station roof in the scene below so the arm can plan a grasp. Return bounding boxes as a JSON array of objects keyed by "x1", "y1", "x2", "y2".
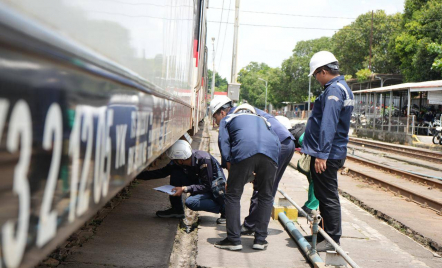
[{"x1": 354, "y1": 80, "x2": 442, "y2": 94}]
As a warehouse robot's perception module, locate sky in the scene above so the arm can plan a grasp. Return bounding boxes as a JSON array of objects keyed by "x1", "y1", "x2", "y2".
[{"x1": 207, "y1": 0, "x2": 405, "y2": 82}]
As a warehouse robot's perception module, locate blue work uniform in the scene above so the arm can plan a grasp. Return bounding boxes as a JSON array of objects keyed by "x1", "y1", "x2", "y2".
[
  {"x1": 229, "y1": 107, "x2": 296, "y2": 231},
  {"x1": 218, "y1": 113, "x2": 280, "y2": 167},
  {"x1": 137, "y1": 150, "x2": 225, "y2": 214},
  {"x1": 301, "y1": 75, "x2": 354, "y2": 160},
  {"x1": 218, "y1": 112, "x2": 280, "y2": 244},
  {"x1": 301, "y1": 75, "x2": 354, "y2": 244}
]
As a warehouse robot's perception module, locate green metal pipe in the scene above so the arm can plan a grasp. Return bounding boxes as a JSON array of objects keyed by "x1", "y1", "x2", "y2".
[{"x1": 278, "y1": 212, "x2": 324, "y2": 266}]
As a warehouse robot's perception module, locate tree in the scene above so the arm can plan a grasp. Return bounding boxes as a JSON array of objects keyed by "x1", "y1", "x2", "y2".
[
  {"x1": 332, "y1": 10, "x2": 402, "y2": 76},
  {"x1": 207, "y1": 70, "x2": 228, "y2": 92},
  {"x1": 394, "y1": 0, "x2": 442, "y2": 81},
  {"x1": 237, "y1": 62, "x2": 273, "y2": 109},
  {"x1": 356, "y1": 69, "x2": 373, "y2": 82},
  {"x1": 428, "y1": 43, "x2": 442, "y2": 72},
  {"x1": 275, "y1": 37, "x2": 333, "y2": 103}
]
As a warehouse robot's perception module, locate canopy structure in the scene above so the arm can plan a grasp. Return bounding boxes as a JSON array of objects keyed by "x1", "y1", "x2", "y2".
[{"x1": 353, "y1": 80, "x2": 442, "y2": 134}]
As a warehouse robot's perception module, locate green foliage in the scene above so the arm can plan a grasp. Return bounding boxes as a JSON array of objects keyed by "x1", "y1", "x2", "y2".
[
  {"x1": 237, "y1": 62, "x2": 273, "y2": 109},
  {"x1": 356, "y1": 69, "x2": 373, "y2": 82},
  {"x1": 427, "y1": 43, "x2": 442, "y2": 72},
  {"x1": 208, "y1": 69, "x2": 228, "y2": 92},
  {"x1": 394, "y1": 0, "x2": 442, "y2": 81},
  {"x1": 344, "y1": 74, "x2": 353, "y2": 80},
  {"x1": 278, "y1": 37, "x2": 333, "y2": 102},
  {"x1": 331, "y1": 10, "x2": 402, "y2": 76}
]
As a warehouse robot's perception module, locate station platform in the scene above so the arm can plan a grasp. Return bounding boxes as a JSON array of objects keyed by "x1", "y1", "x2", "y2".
[{"x1": 49, "y1": 120, "x2": 442, "y2": 268}]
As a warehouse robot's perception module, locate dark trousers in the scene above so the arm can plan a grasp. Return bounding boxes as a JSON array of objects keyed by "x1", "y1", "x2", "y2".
[
  {"x1": 169, "y1": 169, "x2": 224, "y2": 214},
  {"x1": 225, "y1": 154, "x2": 277, "y2": 243},
  {"x1": 244, "y1": 138, "x2": 295, "y2": 230},
  {"x1": 310, "y1": 157, "x2": 345, "y2": 243}
]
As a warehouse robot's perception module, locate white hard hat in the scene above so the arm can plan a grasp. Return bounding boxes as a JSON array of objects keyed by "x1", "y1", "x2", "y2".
[
  {"x1": 209, "y1": 96, "x2": 232, "y2": 116},
  {"x1": 166, "y1": 140, "x2": 192, "y2": 160},
  {"x1": 233, "y1": 103, "x2": 256, "y2": 114},
  {"x1": 309, "y1": 51, "x2": 338, "y2": 76},
  {"x1": 275, "y1": 116, "x2": 292, "y2": 129}
]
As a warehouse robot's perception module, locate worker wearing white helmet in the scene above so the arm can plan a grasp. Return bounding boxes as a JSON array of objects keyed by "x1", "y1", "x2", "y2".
[
  {"x1": 210, "y1": 99, "x2": 297, "y2": 239},
  {"x1": 301, "y1": 51, "x2": 354, "y2": 252},
  {"x1": 233, "y1": 103, "x2": 256, "y2": 114},
  {"x1": 137, "y1": 140, "x2": 226, "y2": 223},
  {"x1": 209, "y1": 96, "x2": 233, "y2": 125}
]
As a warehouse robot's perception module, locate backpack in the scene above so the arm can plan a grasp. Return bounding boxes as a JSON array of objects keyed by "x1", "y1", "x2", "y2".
[{"x1": 289, "y1": 123, "x2": 306, "y2": 148}]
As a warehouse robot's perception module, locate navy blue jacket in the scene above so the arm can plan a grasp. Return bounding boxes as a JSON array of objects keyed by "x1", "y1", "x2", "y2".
[
  {"x1": 136, "y1": 150, "x2": 225, "y2": 195},
  {"x1": 301, "y1": 75, "x2": 354, "y2": 160},
  {"x1": 218, "y1": 113, "x2": 280, "y2": 167},
  {"x1": 229, "y1": 107, "x2": 294, "y2": 142}
]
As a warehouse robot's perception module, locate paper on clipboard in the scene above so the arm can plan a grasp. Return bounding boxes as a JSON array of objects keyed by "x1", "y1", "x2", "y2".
[{"x1": 153, "y1": 185, "x2": 176, "y2": 195}]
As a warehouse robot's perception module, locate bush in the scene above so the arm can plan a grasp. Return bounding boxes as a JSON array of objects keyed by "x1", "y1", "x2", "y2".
[{"x1": 356, "y1": 69, "x2": 373, "y2": 82}]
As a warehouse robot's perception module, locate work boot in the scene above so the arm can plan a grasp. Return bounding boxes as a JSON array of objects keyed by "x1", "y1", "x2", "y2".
[
  {"x1": 156, "y1": 207, "x2": 184, "y2": 218},
  {"x1": 216, "y1": 214, "x2": 226, "y2": 224},
  {"x1": 214, "y1": 238, "x2": 242, "y2": 251},
  {"x1": 298, "y1": 205, "x2": 312, "y2": 217},
  {"x1": 252, "y1": 239, "x2": 269, "y2": 250},
  {"x1": 240, "y1": 224, "x2": 254, "y2": 236},
  {"x1": 315, "y1": 240, "x2": 339, "y2": 252}
]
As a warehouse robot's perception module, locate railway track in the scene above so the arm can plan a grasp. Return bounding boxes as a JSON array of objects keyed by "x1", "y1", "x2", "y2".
[
  {"x1": 348, "y1": 137, "x2": 442, "y2": 164},
  {"x1": 345, "y1": 154, "x2": 442, "y2": 213}
]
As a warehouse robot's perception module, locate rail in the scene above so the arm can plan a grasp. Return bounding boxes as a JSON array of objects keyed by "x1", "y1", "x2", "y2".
[
  {"x1": 345, "y1": 156, "x2": 442, "y2": 212},
  {"x1": 345, "y1": 155, "x2": 442, "y2": 190},
  {"x1": 348, "y1": 137, "x2": 442, "y2": 164}
]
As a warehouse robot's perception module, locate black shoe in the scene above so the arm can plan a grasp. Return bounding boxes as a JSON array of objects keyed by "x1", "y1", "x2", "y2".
[
  {"x1": 298, "y1": 206, "x2": 312, "y2": 217},
  {"x1": 304, "y1": 234, "x2": 324, "y2": 243},
  {"x1": 240, "y1": 224, "x2": 254, "y2": 236},
  {"x1": 315, "y1": 240, "x2": 339, "y2": 252},
  {"x1": 252, "y1": 239, "x2": 269, "y2": 250},
  {"x1": 156, "y1": 208, "x2": 184, "y2": 218},
  {"x1": 214, "y1": 238, "x2": 242, "y2": 251},
  {"x1": 216, "y1": 215, "x2": 226, "y2": 224}
]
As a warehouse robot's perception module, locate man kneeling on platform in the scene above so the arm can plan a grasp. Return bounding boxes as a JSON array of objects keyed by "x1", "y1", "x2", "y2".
[{"x1": 137, "y1": 140, "x2": 226, "y2": 223}]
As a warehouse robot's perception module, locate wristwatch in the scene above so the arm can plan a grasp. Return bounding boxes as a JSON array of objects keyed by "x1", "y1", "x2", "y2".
[{"x1": 183, "y1": 186, "x2": 188, "y2": 193}]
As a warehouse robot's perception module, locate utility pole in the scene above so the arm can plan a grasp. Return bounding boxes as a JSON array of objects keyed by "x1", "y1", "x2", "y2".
[
  {"x1": 231, "y1": 0, "x2": 240, "y2": 83},
  {"x1": 211, "y1": 37, "x2": 216, "y2": 100},
  {"x1": 369, "y1": 10, "x2": 373, "y2": 71}
]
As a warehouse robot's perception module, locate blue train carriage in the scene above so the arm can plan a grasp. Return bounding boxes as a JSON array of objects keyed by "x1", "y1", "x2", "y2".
[{"x1": 0, "y1": 0, "x2": 209, "y2": 267}]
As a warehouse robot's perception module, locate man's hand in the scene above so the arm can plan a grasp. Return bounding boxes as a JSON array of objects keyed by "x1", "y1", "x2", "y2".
[
  {"x1": 171, "y1": 186, "x2": 184, "y2": 196},
  {"x1": 226, "y1": 162, "x2": 231, "y2": 171},
  {"x1": 315, "y1": 158, "x2": 327, "y2": 174}
]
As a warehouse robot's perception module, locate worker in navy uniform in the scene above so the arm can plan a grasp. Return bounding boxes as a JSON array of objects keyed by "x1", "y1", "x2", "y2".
[
  {"x1": 210, "y1": 97, "x2": 295, "y2": 236},
  {"x1": 210, "y1": 103, "x2": 280, "y2": 251},
  {"x1": 137, "y1": 140, "x2": 226, "y2": 223},
  {"x1": 301, "y1": 51, "x2": 354, "y2": 252}
]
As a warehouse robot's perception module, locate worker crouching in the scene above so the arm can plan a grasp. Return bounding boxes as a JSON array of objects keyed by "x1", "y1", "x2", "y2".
[{"x1": 137, "y1": 140, "x2": 226, "y2": 224}]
